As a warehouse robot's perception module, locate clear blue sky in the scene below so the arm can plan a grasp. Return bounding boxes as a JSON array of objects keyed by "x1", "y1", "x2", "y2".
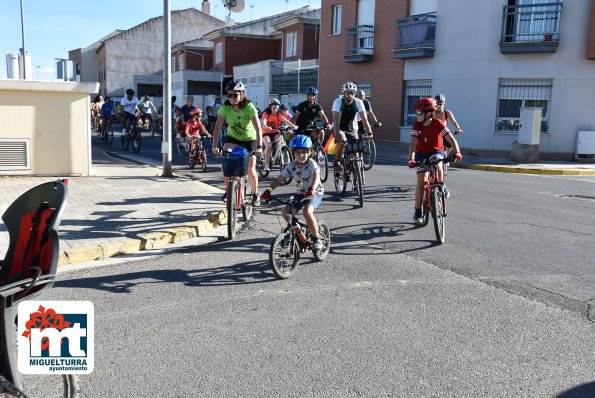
[{"x1": 1, "y1": 0, "x2": 321, "y2": 80}]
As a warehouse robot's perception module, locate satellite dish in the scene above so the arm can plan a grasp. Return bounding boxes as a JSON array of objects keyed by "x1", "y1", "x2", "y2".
[{"x1": 222, "y1": 0, "x2": 245, "y2": 13}]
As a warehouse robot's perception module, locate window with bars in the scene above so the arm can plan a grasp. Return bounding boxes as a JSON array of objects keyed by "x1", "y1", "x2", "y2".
[
  {"x1": 354, "y1": 81, "x2": 372, "y2": 97},
  {"x1": 496, "y1": 78, "x2": 552, "y2": 133},
  {"x1": 402, "y1": 80, "x2": 432, "y2": 126},
  {"x1": 286, "y1": 31, "x2": 297, "y2": 57}
]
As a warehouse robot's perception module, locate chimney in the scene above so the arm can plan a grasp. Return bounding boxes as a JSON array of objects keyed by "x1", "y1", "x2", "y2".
[{"x1": 202, "y1": 0, "x2": 210, "y2": 15}]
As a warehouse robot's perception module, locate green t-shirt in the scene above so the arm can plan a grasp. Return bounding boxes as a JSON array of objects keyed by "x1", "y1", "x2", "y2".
[{"x1": 217, "y1": 102, "x2": 258, "y2": 141}]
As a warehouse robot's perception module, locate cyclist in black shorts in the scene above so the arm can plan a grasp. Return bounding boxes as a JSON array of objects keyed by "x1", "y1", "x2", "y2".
[
  {"x1": 291, "y1": 87, "x2": 332, "y2": 144},
  {"x1": 331, "y1": 82, "x2": 373, "y2": 171}
]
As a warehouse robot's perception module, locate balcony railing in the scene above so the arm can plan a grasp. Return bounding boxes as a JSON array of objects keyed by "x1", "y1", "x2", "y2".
[
  {"x1": 344, "y1": 25, "x2": 374, "y2": 63},
  {"x1": 499, "y1": 2, "x2": 562, "y2": 53},
  {"x1": 393, "y1": 13, "x2": 436, "y2": 59}
]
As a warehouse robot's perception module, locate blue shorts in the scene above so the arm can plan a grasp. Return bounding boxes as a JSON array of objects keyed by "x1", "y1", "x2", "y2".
[
  {"x1": 290, "y1": 194, "x2": 322, "y2": 212},
  {"x1": 415, "y1": 151, "x2": 445, "y2": 174}
]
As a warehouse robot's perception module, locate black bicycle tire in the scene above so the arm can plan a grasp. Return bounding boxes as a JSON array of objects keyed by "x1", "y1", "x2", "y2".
[
  {"x1": 131, "y1": 128, "x2": 141, "y2": 153},
  {"x1": 107, "y1": 126, "x2": 114, "y2": 145},
  {"x1": 362, "y1": 138, "x2": 376, "y2": 171},
  {"x1": 200, "y1": 152, "x2": 208, "y2": 172},
  {"x1": 421, "y1": 187, "x2": 430, "y2": 226},
  {"x1": 227, "y1": 180, "x2": 238, "y2": 240},
  {"x1": 318, "y1": 149, "x2": 329, "y2": 183},
  {"x1": 269, "y1": 232, "x2": 300, "y2": 279},
  {"x1": 354, "y1": 161, "x2": 364, "y2": 208},
  {"x1": 242, "y1": 177, "x2": 253, "y2": 222},
  {"x1": 121, "y1": 130, "x2": 130, "y2": 150},
  {"x1": 312, "y1": 220, "x2": 331, "y2": 261},
  {"x1": 188, "y1": 151, "x2": 197, "y2": 169},
  {"x1": 280, "y1": 146, "x2": 293, "y2": 185},
  {"x1": 257, "y1": 157, "x2": 269, "y2": 178},
  {"x1": 431, "y1": 186, "x2": 445, "y2": 244}
]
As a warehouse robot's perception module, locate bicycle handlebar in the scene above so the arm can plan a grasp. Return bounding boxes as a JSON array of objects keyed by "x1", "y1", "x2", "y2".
[{"x1": 414, "y1": 153, "x2": 456, "y2": 167}]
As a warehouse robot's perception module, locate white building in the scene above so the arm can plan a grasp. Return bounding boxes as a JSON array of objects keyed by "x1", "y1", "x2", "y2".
[{"x1": 397, "y1": 0, "x2": 595, "y2": 160}]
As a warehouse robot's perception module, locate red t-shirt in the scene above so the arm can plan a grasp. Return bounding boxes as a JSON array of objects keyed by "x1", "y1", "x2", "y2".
[
  {"x1": 411, "y1": 118, "x2": 450, "y2": 154},
  {"x1": 261, "y1": 111, "x2": 288, "y2": 135},
  {"x1": 185, "y1": 119, "x2": 205, "y2": 137}
]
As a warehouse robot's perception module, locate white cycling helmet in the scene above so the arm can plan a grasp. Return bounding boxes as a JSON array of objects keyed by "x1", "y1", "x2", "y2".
[
  {"x1": 226, "y1": 80, "x2": 245, "y2": 92},
  {"x1": 268, "y1": 98, "x2": 281, "y2": 107},
  {"x1": 342, "y1": 82, "x2": 357, "y2": 92}
]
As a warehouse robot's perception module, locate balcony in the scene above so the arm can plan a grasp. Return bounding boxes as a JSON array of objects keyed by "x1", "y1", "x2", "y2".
[
  {"x1": 344, "y1": 25, "x2": 374, "y2": 63},
  {"x1": 499, "y1": 2, "x2": 562, "y2": 54},
  {"x1": 393, "y1": 13, "x2": 436, "y2": 59}
]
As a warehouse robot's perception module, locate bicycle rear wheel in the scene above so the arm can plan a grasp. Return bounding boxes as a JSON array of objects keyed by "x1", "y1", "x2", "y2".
[
  {"x1": 270, "y1": 230, "x2": 300, "y2": 279},
  {"x1": 226, "y1": 180, "x2": 238, "y2": 240},
  {"x1": 362, "y1": 138, "x2": 376, "y2": 171},
  {"x1": 121, "y1": 129, "x2": 130, "y2": 150},
  {"x1": 131, "y1": 128, "x2": 141, "y2": 153},
  {"x1": 242, "y1": 177, "x2": 252, "y2": 222},
  {"x1": 312, "y1": 221, "x2": 331, "y2": 261},
  {"x1": 431, "y1": 185, "x2": 446, "y2": 244},
  {"x1": 353, "y1": 161, "x2": 364, "y2": 208}
]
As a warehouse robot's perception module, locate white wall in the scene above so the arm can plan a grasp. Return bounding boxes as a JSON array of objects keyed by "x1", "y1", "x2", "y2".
[{"x1": 402, "y1": 0, "x2": 595, "y2": 156}]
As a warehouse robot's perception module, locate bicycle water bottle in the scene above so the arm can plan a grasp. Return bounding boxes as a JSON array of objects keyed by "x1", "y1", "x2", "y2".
[{"x1": 294, "y1": 226, "x2": 308, "y2": 244}]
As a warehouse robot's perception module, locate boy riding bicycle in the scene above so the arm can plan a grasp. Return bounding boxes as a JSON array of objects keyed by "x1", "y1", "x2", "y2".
[
  {"x1": 407, "y1": 98, "x2": 462, "y2": 224},
  {"x1": 261, "y1": 135, "x2": 325, "y2": 250}
]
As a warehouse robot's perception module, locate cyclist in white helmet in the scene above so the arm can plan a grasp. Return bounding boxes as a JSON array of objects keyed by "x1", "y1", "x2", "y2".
[{"x1": 331, "y1": 82, "x2": 373, "y2": 172}]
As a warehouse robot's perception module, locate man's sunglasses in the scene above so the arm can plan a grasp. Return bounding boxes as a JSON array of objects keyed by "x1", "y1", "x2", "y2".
[
  {"x1": 227, "y1": 93, "x2": 241, "y2": 98},
  {"x1": 344, "y1": 91, "x2": 355, "y2": 96}
]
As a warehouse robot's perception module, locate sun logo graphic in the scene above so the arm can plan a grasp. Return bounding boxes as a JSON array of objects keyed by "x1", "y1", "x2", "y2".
[{"x1": 18, "y1": 301, "x2": 94, "y2": 374}]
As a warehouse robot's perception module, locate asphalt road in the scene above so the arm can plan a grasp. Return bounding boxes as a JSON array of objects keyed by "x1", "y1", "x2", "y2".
[{"x1": 56, "y1": 132, "x2": 595, "y2": 397}]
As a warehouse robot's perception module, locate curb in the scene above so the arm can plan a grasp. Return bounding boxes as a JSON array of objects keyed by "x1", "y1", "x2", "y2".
[
  {"x1": 451, "y1": 163, "x2": 595, "y2": 176},
  {"x1": 58, "y1": 208, "x2": 227, "y2": 267}
]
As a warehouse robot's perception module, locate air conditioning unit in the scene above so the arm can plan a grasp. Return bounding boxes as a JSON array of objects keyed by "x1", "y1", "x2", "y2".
[{"x1": 576, "y1": 131, "x2": 595, "y2": 160}]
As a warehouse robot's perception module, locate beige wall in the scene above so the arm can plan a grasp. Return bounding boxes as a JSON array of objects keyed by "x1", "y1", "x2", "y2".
[{"x1": 0, "y1": 79, "x2": 99, "y2": 176}]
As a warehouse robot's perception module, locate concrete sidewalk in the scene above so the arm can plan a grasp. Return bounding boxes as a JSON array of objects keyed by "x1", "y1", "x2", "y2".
[
  {"x1": 0, "y1": 159, "x2": 226, "y2": 266},
  {"x1": 1, "y1": 144, "x2": 593, "y2": 267}
]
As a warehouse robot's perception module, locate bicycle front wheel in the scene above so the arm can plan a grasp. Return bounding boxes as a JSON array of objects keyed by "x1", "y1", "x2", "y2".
[
  {"x1": 280, "y1": 146, "x2": 293, "y2": 185},
  {"x1": 188, "y1": 150, "x2": 197, "y2": 169},
  {"x1": 200, "y1": 151, "x2": 208, "y2": 172},
  {"x1": 431, "y1": 185, "x2": 446, "y2": 244},
  {"x1": 353, "y1": 161, "x2": 364, "y2": 208},
  {"x1": 362, "y1": 138, "x2": 376, "y2": 171},
  {"x1": 242, "y1": 176, "x2": 253, "y2": 222},
  {"x1": 257, "y1": 156, "x2": 269, "y2": 178},
  {"x1": 107, "y1": 126, "x2": 114, "y2": 144},
  {"x1": 270, "y1": 230, "x2": 300, "y2": 279},
  {"x1": 334, "y1": 161, "x2": 347, "y2": 196},
  {"x1": 121, "y1": 130, "x2": 130, "y2": 150},
  {"x1": 131, "y1": 129, "x2": 141, "y2": 153},
  {"x1": 226, "y1": 180, "x2": 238, "y2": 240},
  {"x1": 317, "y1": 149, "x2": 329, "y2": 183}
]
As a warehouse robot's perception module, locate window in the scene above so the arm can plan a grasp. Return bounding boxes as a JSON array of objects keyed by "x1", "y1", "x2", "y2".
[
  {"x1": 496, "y1": 78, "x2": 552, "y2": 133},
  {"x1": 178, "y1": 53, "x2": 184, "y2": 71},
  {"x1": 332, "y1": 4, "x2": 342, "y2": 35},
  {"x1": 354, "y1": 81, "x2": 372, "y2": 97},
  {"x1": 215, "y1": 42, "x2": 222, "y2": 64},
  {"x1": 286, "y1": 31, "x2": 297, "y2": 58},
  {"x1": 402, "y1": 80, "x2": 432, "y2": 126}
]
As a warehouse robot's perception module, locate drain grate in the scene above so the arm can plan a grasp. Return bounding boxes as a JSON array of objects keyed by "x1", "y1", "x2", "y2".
[{"x1": 557, "y1": 194, "x2": 595, "y2": 201}]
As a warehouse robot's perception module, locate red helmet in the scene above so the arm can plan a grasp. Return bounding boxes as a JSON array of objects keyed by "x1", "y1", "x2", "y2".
[
  {"x1": 415, "y1": 98, "x2": 437, "y2": 111},
  {"x1": 190, "y1": 108, "x2": 203, "y2": 115}
]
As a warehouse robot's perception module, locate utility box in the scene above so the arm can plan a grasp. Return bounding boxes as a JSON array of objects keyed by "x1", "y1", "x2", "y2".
[
  {"x1": 511, "y1": 107, "x2": 542, "y2": 162},
  {"x1": 575, "y1": 131, "x2": 595, "y2": 160}
]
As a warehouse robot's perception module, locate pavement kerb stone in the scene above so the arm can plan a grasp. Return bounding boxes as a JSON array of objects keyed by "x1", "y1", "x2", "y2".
[
  {"x1": 451, "y1": 163, "x2": 595, "y2": 176},
  {"x1": 57, "y1": 208, "x2": 227, "y2": 267}
]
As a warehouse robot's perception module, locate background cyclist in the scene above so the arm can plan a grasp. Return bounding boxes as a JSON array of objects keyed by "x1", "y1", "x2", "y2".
[
  {"x1": 331, "y1": 82, "x2": 373, "y2": 172},
  {"x1": 185, "y1": 108, "x2": 211, "y2": 152},
  {"x1": 119, "y1": 89, "x2": 141, "y2": 130},
  {"x1": 261, "y1": 99, "x2": 296, "y2": 173},
  {"x1": 140, "y1": 95, "x2": 158, "y2": 129},
  {"x1": 261, "y1": 135, "x2": 324, "y2": 250},
  {"x1": 290, "y1": 87, "x2": 331, "y2": 145},
  {"x1": 434, "y1": 93, "x2": 463, "y2": 171},
  {"x1": 355, "y1": 90, "x2": 381, "y2": 134},
  {"x1": 407, "y1": 98, "x2": 462, "y2": 224},
  {"x1": 212, "y1": 80, "x2": 264, "y2": 206}
]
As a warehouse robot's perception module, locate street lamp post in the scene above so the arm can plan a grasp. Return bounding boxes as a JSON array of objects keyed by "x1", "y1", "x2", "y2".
[
  {"x1": 162, "y1": 0, "x2": 173, "y2": 177},
  {"x1": 36, "y1": 65, "x2": 40, "y2": 80},
  {"x1": 20, "y1": 0, "x2": 27, "y2": 80}
]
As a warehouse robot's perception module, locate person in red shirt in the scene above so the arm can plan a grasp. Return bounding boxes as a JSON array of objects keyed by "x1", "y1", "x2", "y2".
[
  {"x1": 408, "y1": 98, "x2": 462, "y2": 224},
  {"x1": 261, "y1": 99, "x2": 295, "y2": 172},
  {"x1": 185, "y1": 108, "x2": 211, "y2": 153}
]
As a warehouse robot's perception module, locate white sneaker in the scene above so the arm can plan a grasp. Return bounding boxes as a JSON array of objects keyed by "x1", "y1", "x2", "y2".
[{"x1": 443, "y1": 186, "x2": 451, "y2": 199}]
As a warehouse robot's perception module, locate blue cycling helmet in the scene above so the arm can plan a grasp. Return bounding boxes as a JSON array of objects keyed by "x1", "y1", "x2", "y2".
[
  {"x1": 306, "y1": 87, "x2": 318, "y2": 95},
  {"x1": 290, "y1": 134, "x2": 312, "y2": 151}
]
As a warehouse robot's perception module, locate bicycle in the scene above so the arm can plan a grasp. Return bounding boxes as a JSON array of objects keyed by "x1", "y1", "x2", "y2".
[
  {"x1": 256, "y1": 126, "x2": 293, "y2": 184},
  {"x1": 267, "y1": 195, "x2": 331, "y2": 279},
  {"x1": 221, "y1": 148, "x2": 254, "y2": 240},
  {"x1": 414, "y1": 154, "x2": 455, "y2": 244},
  {"x1": 0, "y1": 179, "x2": 80, "y2": 398},
  {"x1": 99, "y1": 116, "x2": 115, "y2": 145},
  {"x1": 175, "y1": 134, "x2": 190, "y2": 157},
  {"x1": 362, "y1": 134, "x2": 376, "y2": 171},
  {"x1": 334, "y1": 138, "x2": 365, "y2": 208},
  {"x1": 120, "y1": 116, "x2": 142, "y2": 153},
  {"x1": 188, "y1": 136, "x2": 210, "y2": 172},
  {"x1": 301, "y1": 125, "x2": 329, "y2": 183}
]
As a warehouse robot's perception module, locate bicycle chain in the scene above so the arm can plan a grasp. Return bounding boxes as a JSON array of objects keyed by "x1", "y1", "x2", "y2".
[{"x1": 0, "y1": 374, "x2": 28, "y2": 398}]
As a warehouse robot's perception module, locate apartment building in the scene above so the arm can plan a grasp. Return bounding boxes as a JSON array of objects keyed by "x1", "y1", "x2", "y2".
[{"x1": 320, "y1": 0, "x2": 595, "y2": 159}]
